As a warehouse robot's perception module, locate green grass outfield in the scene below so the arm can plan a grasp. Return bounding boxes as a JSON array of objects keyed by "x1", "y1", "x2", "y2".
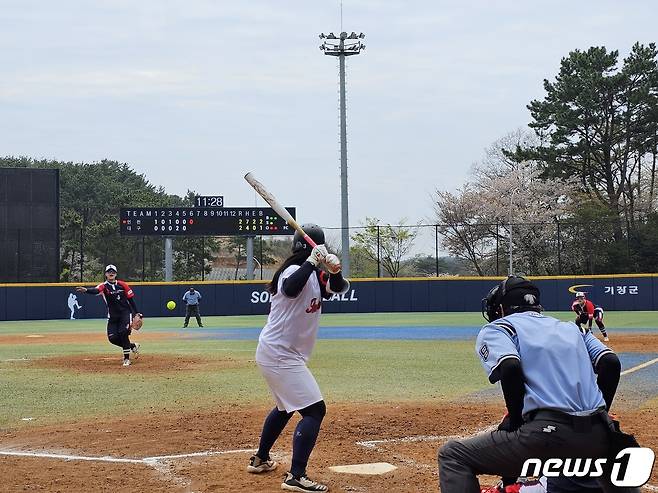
[
  {"x1": 1, "y1": 310, "x2": 656, "y2": 334},
  {"x1": 0, "y1": 312, "x2": 655, "y2": 429}
]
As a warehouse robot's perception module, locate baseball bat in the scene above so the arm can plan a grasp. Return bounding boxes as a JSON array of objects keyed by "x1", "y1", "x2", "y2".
[{"x1": 244, "y1": 172, "x2": 318, "y2": 248}]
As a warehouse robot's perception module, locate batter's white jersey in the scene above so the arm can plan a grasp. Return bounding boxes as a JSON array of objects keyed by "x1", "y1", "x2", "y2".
[{"x1": 256, "y1": 264, "x2": 323, "y2": 366}]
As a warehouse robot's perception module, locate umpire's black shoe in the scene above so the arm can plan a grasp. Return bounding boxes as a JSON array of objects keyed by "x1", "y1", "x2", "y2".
[{"x1": 281, "y1": 472, "x2": 328, "y2": 492}]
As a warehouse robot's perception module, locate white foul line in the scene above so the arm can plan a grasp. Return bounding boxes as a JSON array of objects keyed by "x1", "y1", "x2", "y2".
[
  {"x1": 0, "y1": 450, "x2": 144, "y2": 464},
  {"x1": 621, "y1": 357, "x2": 658, "y2": 376},
  {"x1": 0, "y1": 447, "x2": 255, "y2": 465}
]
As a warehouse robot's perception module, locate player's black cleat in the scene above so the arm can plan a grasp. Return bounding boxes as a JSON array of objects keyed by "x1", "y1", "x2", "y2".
[{"x1": 281, "y1": 472, "x2": 328, "y2": 492}]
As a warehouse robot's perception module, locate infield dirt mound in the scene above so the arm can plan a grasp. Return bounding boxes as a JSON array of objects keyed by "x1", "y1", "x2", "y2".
[
  {"x1": 29, "y1": 353, "x2": 249, "y2": 373},
  {"x1": 0, "y1": 331, "x2": 175, "y2": 346}
]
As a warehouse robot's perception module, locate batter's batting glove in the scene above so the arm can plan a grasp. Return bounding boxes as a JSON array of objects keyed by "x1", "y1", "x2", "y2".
[
  {"x1": 307, "y1": 244, "x2": 328, "y2": 267},
  {"x1": 323, "y1": 253, "x2": 341, "y2": 274}
]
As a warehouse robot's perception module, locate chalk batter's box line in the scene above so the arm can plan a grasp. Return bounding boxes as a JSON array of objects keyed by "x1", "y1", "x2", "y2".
[{"x1": 356, "y1": 425, "x2": 498, "y2": 449}]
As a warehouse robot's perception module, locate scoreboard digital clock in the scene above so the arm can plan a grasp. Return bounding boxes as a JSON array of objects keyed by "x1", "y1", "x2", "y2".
[{"x1": 119, "y1": 207, "x2": 296, "y2": 236}]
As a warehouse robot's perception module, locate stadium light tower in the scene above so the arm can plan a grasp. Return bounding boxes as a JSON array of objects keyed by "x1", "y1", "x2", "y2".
[{"x1": 319, "y1": 31, "x2": 365, "y2": 277}]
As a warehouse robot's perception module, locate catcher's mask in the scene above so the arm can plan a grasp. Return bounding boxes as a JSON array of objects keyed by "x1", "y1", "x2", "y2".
[
  {"x1": 292, "y1": 223, "x2": 325, "y2": 253},
  {"x1": 482, "y1": 275, "x2": 542, "y2": 322}
]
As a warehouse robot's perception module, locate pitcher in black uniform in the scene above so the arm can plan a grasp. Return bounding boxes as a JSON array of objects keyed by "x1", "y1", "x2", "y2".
[{"x1": 76, "y1": 264, "x2": 142, "y2": 367}]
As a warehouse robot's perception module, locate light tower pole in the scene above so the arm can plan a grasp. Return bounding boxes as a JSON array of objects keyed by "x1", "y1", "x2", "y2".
[{"x1": 319, "y1": 31, "x2": 365, "y2": 277}]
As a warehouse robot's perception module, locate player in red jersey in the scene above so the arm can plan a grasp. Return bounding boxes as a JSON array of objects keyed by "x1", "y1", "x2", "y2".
[
  {"x1": 76, "y1": 264, "x2": 142, "y2": 366},
  {"x1": 572, "y1": 292, "x2": 609, "y2": 341}
]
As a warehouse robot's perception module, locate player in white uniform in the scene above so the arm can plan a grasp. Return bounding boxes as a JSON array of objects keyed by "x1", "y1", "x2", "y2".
[{"x1": 247, "y1": 224, "x2": 349, "y2": 493}]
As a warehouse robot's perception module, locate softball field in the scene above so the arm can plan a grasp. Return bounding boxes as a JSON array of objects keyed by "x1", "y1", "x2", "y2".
[{"x1": 0, "y1": 312, "x2": 656, "y2": 492}]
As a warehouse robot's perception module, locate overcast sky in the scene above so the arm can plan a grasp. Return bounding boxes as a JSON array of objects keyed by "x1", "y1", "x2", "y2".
[{"x1": 1, "y1": 0, "x2": 656, "y2": 236}]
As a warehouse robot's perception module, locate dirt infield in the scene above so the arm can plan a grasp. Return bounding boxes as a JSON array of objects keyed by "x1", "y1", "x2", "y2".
[
  {"x1": 1, "y1": 402, "x2": 656, "y2": 492},
  {"x1": 605, "y1": 333, "x2": 658, "y2": 352}
]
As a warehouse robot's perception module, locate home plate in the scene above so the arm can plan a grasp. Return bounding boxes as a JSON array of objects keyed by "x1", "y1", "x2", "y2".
[
  {"x1": 26, "y1": 335, "x2": 45, "y2": 338},
  {"x1": 329, "y1": 462, "x2": 397, "y2": 475}
]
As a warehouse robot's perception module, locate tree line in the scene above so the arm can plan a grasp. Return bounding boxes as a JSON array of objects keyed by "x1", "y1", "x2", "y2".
[{"x1": 433, "y1": 42, "x2": 658, "y2": 275}]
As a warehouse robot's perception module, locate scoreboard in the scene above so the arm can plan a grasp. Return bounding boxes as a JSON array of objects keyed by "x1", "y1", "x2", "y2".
[{"x1": 119, "y1": 207, "x2": 296, "y2": 236}]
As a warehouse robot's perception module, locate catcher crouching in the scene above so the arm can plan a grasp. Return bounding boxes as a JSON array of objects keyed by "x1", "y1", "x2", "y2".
[
  {"x1": 439, "y1": 275, "x2": 636, "y2": 492},
  {"x1": 76, "y1": 264, "x2": 143, "y2": 367}
]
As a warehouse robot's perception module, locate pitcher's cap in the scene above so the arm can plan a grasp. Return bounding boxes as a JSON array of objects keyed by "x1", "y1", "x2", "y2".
[{"x1": 105, "y1": 264, "x2": 117, "y2": 272}]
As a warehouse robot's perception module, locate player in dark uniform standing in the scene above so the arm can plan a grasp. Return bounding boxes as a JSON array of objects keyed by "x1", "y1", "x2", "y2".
[
  {"x1": 76, "y1": 264, "x2": 142, "y2": 367},
  {"x1": 438, "y1": 276, "x2": 637, "y2": 493}
]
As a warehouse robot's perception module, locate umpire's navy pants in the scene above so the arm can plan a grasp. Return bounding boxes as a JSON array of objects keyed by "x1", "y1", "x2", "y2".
[{"x1": 438, "y1": 410, "x2": 640, "y2": 493}]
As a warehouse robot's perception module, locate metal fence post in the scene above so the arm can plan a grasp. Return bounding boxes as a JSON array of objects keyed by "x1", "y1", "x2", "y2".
[
  {"x1": 376, "y1": 225, "x2": 381, "y2": 278},
  {"x1": 496, "y1": 222, "x2": 500, "y2": 276},
  {"x1": 435, "y1": 224, "x2": 439, "y2": 277},
  {"x1": 260, "y1": 236, "x2": 264, "y2": 280},
  {"x1": 164, "y1": 237, "x2": 173, "y2": 281},
  {"x1": 201, "y1": 236, "x2": 205, "y2": 281},
  {"x1": 556, "y1": 219, "x2": 562, "y2": 276},
  {"x1": 79, "y1": 225, "x2": 84, "y2": 283}
]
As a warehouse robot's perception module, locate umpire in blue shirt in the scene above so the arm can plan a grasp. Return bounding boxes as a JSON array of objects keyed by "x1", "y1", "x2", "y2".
[
  {"x1": 438, "y1": 275, "x2": 639, "y2": 493},
  {"x1": 182, "y1": 287, "x2": 203, "y2": 328}
]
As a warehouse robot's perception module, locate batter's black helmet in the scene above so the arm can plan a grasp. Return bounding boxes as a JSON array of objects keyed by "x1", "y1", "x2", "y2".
[
  {"x1": 292, "y1": 224, "x2": 325, "y2": 253},
  {"x1": 482, "y1": 275, "x2": 542, "y2": 322}
]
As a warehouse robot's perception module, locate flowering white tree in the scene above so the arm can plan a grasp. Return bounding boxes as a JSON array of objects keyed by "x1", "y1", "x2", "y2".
[
  {"x1": 435, "y1": 131, "x2": 576, "y2": 275},
  {"x1": 434, "y1": 184, "x2": 495, "y2": 276}
]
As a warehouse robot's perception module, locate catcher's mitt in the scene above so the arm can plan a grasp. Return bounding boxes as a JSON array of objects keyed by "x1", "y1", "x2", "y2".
[{"x1": 130, "y1": 313, "x2": 143, "y2": 331}]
